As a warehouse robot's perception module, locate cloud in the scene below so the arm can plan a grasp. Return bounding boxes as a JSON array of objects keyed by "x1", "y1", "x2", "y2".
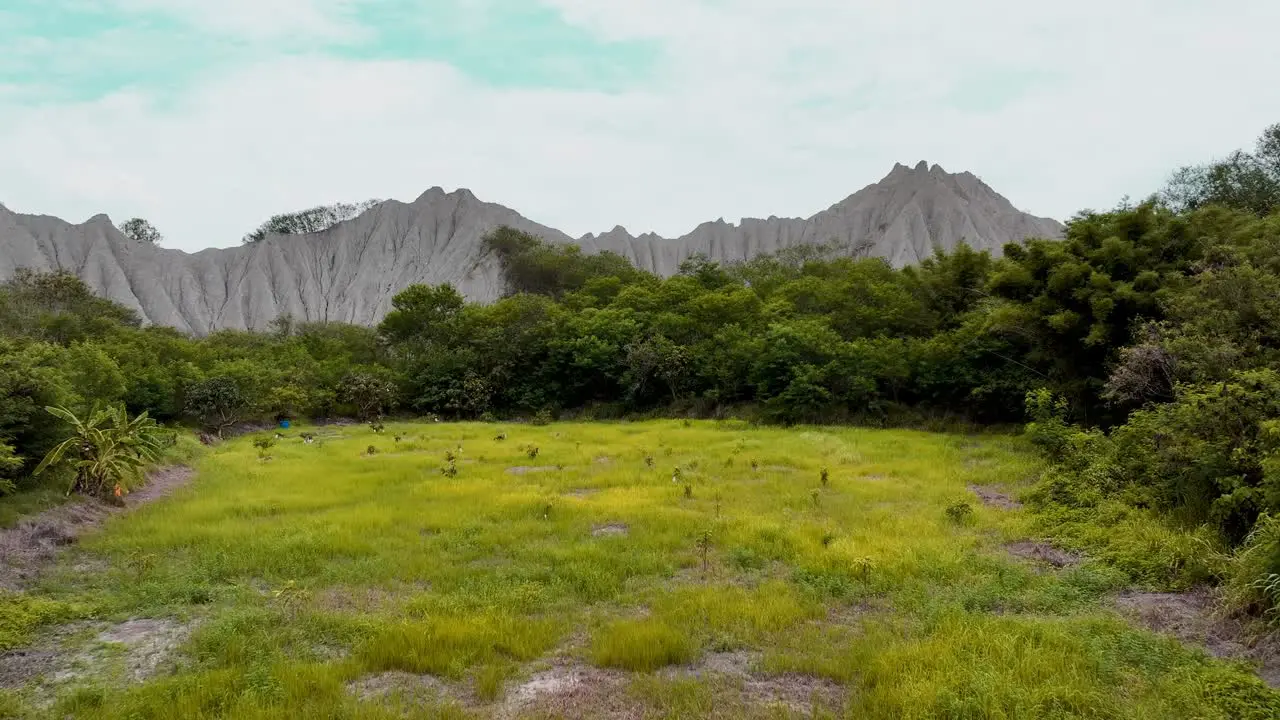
[
  {"x1": 108, "y1": 0, "x2": 367, "y2": 42},
  {"x1": 1, "y1": 1, "x2": 1279, "y2": 251}
]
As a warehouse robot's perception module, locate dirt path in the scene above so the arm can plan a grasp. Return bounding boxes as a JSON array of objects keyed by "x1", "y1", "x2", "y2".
[
  {"x1": 0, "y1": 466, "x2": 195, "y2": 591},
  {"x1": 1115, "y1": 588, "x2": 1280, "y2": 688}
]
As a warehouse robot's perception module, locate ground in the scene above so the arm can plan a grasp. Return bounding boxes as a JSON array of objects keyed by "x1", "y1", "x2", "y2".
[{"x1": 1, "y1": 420, "x2": 1278, "y2": 719}]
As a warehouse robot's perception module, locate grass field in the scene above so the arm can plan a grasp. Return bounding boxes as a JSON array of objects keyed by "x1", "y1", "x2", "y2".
[{"x1": 2, "y1": 420, "x2": 1278, "y2": 718}]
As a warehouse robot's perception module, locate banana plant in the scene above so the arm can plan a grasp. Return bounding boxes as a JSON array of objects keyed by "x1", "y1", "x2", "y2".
[{"x1": 34, "y1": 405, "x2": 170, "y2": 499}]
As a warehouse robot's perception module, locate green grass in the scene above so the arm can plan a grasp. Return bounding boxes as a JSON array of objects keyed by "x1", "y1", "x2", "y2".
[
  {"x1": 0, "y1": 475, "x2": 68, "y2": 529},
  {"x1": 4, "y1": 420, "x2": 1278, "y2": 718}
]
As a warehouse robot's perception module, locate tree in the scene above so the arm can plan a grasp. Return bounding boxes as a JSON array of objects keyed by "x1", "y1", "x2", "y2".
[
  {"x1": 623, "y1": 335, "x2": 688, "y2": 403},
  {"x1": 34, "y1": 405, "x2": 169, "y2": 499},
  {"x1": 484, "y1": 226, "x2": 642, "y2": 298},
  {"x1": 120, "y1": 218, "x2": 163, "y2": 245},
  {"x1": 242, "y1": 199, "x2": 381, "y2": 243},
  {"x1": 0, "y1": 270, "x2": 141, "y2": 344},
  {"x1": 378, "y1": 284, "x2": 465, "y2": 346},
  {"x1": 338, "y1": 370, "x2": 397, "y2": 421},
  {"x1": 185, "y1": 377, "x2": 247, "y2": 438},
  {"x1": 1163, "y1": 123, "x2": 1280, "y2": 216}
]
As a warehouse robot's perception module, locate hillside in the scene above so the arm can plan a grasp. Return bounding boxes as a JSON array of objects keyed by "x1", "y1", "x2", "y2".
[{"x1": 0, "y1": 162, "x2": 1062, "y2": 333}]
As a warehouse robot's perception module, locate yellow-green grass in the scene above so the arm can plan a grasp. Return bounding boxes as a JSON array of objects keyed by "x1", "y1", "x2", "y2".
[{"x1": 4, "y1": 421, "x2": 1278, "y2": 719}]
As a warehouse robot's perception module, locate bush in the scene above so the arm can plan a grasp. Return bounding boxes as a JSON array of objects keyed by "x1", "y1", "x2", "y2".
[{"x1": 34, "y1": 405, "x2": 170, "y2": 499}]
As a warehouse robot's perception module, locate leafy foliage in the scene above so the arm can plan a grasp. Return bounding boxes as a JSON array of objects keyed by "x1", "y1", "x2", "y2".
[
  {"x1": 119, "y1": 217, "x2": 163, "y2": 245},
  {"x1": 34, "y1": 405, "x2": 169, "y2": 499},
  {"x1": 242, "y1": 199, "x2": 381, "y2": 243},
  {"x1": 185, "y1": 377, "x2": 246, "y2": 438},
  {"x1": 1163, "y1": 123, "x2": 1280, "y2": 216}
]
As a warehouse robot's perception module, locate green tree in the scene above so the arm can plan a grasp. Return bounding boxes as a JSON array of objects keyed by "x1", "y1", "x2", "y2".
[
  {"x1": 1163, "y1": 123, "x2": 1280, "y2": 216},
  {"x1": 242, "y1": 199, "x2": 381, "y2": 243},
  {"x1": 378, "y1": 284, "x2": 465, "y2": 346},
  {"x1": 185, "y1": 377, "x2": 247, "y2": 438},
  {"x1": 119, "y1": 217, "x2": 163, "y2": 245},
  {"x1": 338, "y1": 369, "x2": 397, "y2": 421}
]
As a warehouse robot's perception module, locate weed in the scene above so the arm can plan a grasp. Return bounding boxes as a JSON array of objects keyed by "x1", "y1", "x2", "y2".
[
  {"x1": 820, "y1": 467, "x2": 830, "y2": 487},
  {"x1": 271, "y1": 580, "x2": 311, "y2": 609},
  {"x1": 366, "y1": 445, "x2": 378, "y2": 456},
  {"x1": 811, "y1": 489, "x2": 821, "y2": 508},
  {"x1": 946, "y1": 501, "x2": 975, "y2": 525},
  {"x1": 370, "y1": 421, "x2": 386, "y2": 434},
  {"x1": 252, "y1": 437, "x2": 275, "y2": 451},
  {"x1": 645, "y1": 454, "x2": 655, "y2": 468},
  {"x1": 532, "y1": 408, "x2": 553, "y2": 426},
  {"x1": 300, "y1": 432, "x2": 315, "y2": 444},
  {"x1": 494, "y1": 432, "x2": 507, "y2": 441},
  {"x1": 696, "y1": 529, "x2": 713, "y2": 576},
  {"x1": 684, "y1": 484, "x2": 694, "y2": 500},
  {"x1": 527, "y1": 446, "x2": 539, "y2": 460},
  {"x1": 821, "y1": 532, "x2": 837, "y2": 548}
]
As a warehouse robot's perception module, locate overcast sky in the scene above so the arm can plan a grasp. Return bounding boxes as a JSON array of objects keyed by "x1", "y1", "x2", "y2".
[{"x1": 2, "y1": 1, "x2": 1279, "y2": 252}]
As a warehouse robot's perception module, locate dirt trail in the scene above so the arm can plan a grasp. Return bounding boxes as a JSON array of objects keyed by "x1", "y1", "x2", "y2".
[
  {"x1": 0, "y1": 466, "x2": 195, "y2": 591},
  {"x1": 1115, "y1": 588, "x2": 1280, "y2": 688}
]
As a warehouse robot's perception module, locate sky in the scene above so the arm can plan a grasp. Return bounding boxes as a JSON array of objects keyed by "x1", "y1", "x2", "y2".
[{"x1": 2, "y1": 1, "x2": 1279, "y2": 252}]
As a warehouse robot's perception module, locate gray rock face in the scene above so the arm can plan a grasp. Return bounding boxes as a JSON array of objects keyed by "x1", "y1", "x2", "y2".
[{"x1": 0, "y1": 163, "x2": 1062, "y2": 333}]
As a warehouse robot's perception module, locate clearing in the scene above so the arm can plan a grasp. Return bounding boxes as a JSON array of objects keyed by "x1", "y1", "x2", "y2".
[{"x1": 1, "y1": 421, "x2": 1277, "y2": 719}]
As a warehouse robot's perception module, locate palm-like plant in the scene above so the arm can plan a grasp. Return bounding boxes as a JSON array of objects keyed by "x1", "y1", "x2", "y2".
[{"x1": 34, "y1": 405, "x2": 170, "y2": 499}]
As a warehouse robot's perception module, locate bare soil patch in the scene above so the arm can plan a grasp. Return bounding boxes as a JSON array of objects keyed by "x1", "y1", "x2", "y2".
[
  {"x1": 591, "y1": 523, "x2": 629, "y2": 538},
  {"x1": 1005, "y1": 541, "x2": 1081, "y2": 568},
  {"x1": 0, "y1": 466, "x2": 195, "y2": 591},
  {"x1": 0, "y1": 617, "x2": 197, "y2": 694},
  {"x1": 506, "y1": 466, "x2": 558, "y2": 476},
  {"x1": 95, "y1": 618, "x2": 196, "y2": 682},
  {"x1": 347, "y1": 671, "x2": 451, "y2": 704},
  {"x1": 968, "y1": 484, "x2": 1023, "y2": 510},
  {"x1": 663, "y1": 651, "x2": 845, "y2": 714},
  {"x1": 498, "y1": 665, "x2": 634, "y2": 719},
  {"x1": 1114, "y1": 587, "x2": 1280, "y2": 687}
]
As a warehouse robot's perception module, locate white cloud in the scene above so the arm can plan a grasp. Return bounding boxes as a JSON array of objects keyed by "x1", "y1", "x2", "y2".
[
  {"x1": 109, "y1": 0, "x2": 367, "y2": 42},
  {"x1": 2, "y1": 1, "x2": 1280, "y2": 251}
]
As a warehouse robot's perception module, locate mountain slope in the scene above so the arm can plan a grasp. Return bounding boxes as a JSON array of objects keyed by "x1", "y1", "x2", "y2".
[{"x1": 0, "y1": 163, "x2": 1062, "y2": 333}]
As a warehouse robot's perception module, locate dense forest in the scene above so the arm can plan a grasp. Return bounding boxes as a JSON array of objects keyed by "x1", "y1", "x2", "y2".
[{"x1": 2, "y1": 123, "x2": 1279, "y2": 616}]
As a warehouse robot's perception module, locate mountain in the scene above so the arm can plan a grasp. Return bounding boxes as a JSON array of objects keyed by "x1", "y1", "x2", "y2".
[{"x1": 0, "y1": 162, "x2": 1063, "y2": 334}]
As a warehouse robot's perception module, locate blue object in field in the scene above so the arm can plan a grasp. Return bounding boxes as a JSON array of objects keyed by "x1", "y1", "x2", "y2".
[{"x1": 280, "y1": 420, "x2": 291, "y2": 429}]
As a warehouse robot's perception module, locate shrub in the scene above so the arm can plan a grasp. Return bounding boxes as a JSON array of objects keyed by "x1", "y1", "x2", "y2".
[
  {"x1": 945, "y1": 501, "x2": 975, "y2": 525},
  {"x1": 34, "y1": 405, "x2": 169, "y2": 499}
]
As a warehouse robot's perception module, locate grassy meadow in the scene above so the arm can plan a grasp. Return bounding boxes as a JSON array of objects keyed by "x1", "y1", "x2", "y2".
[{"x1": 2, "y1": 420, "x2": 1278, "y2": 719}]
